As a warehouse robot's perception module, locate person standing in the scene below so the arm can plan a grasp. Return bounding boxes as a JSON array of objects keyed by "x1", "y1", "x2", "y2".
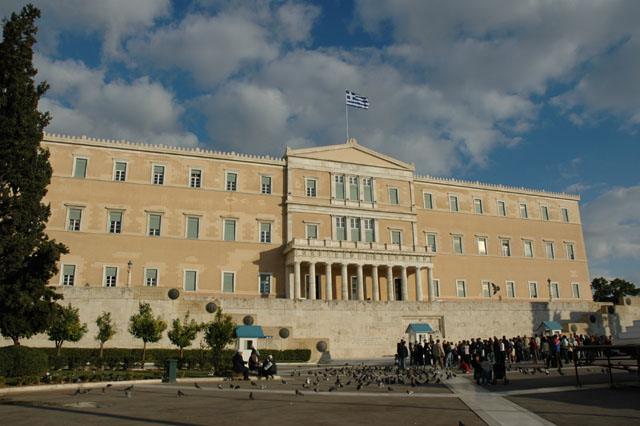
[
  {"x1": 433, "y1": 339, "x2": 444, "y2": 369},
  {"x1": 397, "y1": 339, "x2": 408, "y2": 370}
]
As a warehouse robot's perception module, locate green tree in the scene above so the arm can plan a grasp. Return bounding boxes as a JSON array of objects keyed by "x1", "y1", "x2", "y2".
[
  {"x1": 203, "y1": 309, "x2": 235, "y2": 372},
  {"x1": 168, "y1": 312, "x2": 202, "y2": 359},
  {"x1": 47, "y1": 304, "x2": 88, "y2": 356},
  {"x1": 592, "y1": 277, "x2": 639, "y2": 303},
  {"x1": 95, "y1": 312, "x2": 117, "y2": 358},
  {"x1": 0, "y1": 5, "x2": 68, "y2": 345},
  {"x1": 128, "y1": 302, "x2": 167, "y2": 362}
]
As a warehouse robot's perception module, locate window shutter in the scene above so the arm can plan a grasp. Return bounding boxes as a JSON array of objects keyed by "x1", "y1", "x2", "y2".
[
  {"x1": 63, "y1": 265, "x2": 75, "y2": 276},
  {"x1": 69, "y1": 209, "x2": 82, "y2": 221},
  {"x1": 224, "y1": 220, "x2": 236, "y2": 241},
  {"x1": 74, "y1": 158, "x2": 87, "y2": 178},
  {"x1": 187, "y1": 217, "x2": 199, "y2": 239},
  {"x1": 185, "y1": 271, "x2": 196, "y2": 291},
  {"x1": 223, "y1": 273, "x2": 234, "y2": 292},
  {"x1": 149, "y1": 215, "x2": 161, "y2": 229},
  {"x1": 109, "y1": 212, "x2": 122, "y2": 223}
]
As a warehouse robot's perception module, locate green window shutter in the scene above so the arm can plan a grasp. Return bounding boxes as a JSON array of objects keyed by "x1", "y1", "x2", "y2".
[
  {"x1": 363, "y1": 184, "x2": 372, "y2": 202},
  {"x1": 154, "y1": 165, "x2": 163, "y2": 174},
  {"x1": 350, "y1": 182, "x2": 358, "y2": 200},
  {"x1": 184, "y1": 271, "x2": 197, "y2": 291},
  {"x1": 224, "y1": 220, "x2": 236, "y2": 241},
  {"x1": 146, "y1": 269, "x2": 157, "y2": 280},
  {"x1": 337, "y1": 227, "x2": 346, "y2": 241},
  {"x1": 187, "y1": 217, "x2": 199, "y2": 239},
  {"x1": 69, "y1": 209, "x2": 82, "y2": 221},
  {"x1": 63, "y1": 265, "x2": 75, "y2": 276},
  {"x1": 228, "y1": 173, "x2": 237, "y2": 183},
  {"x1": 307, "y1": 225, "x2": 317, "y2": 239},
  {"x1": 424, "y1": 193, "x2": 432, "y2": 209},
  {"x1": 336, "y1": 181, "x2": 344, "y2": 200},
  {"x1": 74, "y1": 158, "x2": 87, "y2": 178},
  {"x1": 149, "y1": 215, "x2": 161, "y2": 229},
  {"x1": 365, "y1": 229, "x2": 373, "y2": 242},
  {"x1": 109, "y1": 212, "x2": 122, "y2": 223},
  {"x1": 223, "y1": 273, "x2": 234, "y2": 293},
  {"x1": 351, "y1": 228, "x2": 360, "y2": 242},
  {"x1": 390, "y1": 188, "x2": 398, "y2": 205},
  {"x1": 115, "y1": 162, "x2": 126, "y2": 171},
  {"x1": 105, "y1": 267, "x2": 117, "y2": 285}
]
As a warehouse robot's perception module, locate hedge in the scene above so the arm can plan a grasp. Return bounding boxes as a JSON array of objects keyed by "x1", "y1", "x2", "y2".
[{"x1": 0, "y1": 346, "x2": 49, "y2": 378}]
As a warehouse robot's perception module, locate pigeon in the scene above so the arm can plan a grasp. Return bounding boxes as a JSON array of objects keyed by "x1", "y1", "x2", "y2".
[
  {"x1": 251, "y1": 381, "x2": 257, "y2": 387},
  {"x1": 195, "y1": 383, "x2": 202, "y2": 389},
  {"x1": 314, "y1": 388, "x2": 319, "y2": 393},
  {"x1": 217, "y1": 384, "x2": 223, "y2": 389},
  {"x1": 406, "y1": 390, "x2": 414, "y2": 395},
  {"x1": 125, "y1": 385, "x2": 134, "y2": 391},
  {"x1": 328, "y1": 386, "x2": 336, "y2": 392},
  {"x1": 249, "y1": 392, "x2": 255, "y2": 400},
  {"x1": 295, "y1": 389, "x2": 304, "y2": 396},
  {"x1": 125, "y1": 390, "x2": 132, "y2": 398},
  {"x1": 106, "y1": 384, "x2": 113, "y2": 387},
  {"x1": 387, "y1": 386, "x2": 393, "y2": 392},
  {"x1": 177, "y1": 390, "x2": 185, "y2": 397},
  {"x1": 281, "y1": 380, "x2": 288, "y2": 385},
  {"x1": 234, "y1": 385, "x2": 240, "y2": 390},
  {"x1": 230, "y1": 384, "x2": 234, "y2": 389}
]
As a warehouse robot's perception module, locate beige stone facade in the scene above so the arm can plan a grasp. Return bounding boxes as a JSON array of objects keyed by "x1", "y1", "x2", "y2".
[{"x1": 44, "y1": 133, "x2": 590, "y2": 305}]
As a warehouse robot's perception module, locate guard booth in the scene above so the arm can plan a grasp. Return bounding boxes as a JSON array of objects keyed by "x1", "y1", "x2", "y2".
[
  {"x1": 235, "y1": 325, "x2": 265, "y2": 362},
  {"x1": 406, "y1": 323, "x2": 436, "y2": 344},
  {"x1": 537, "y1": 321, "x2": 564, "y2": 336}
]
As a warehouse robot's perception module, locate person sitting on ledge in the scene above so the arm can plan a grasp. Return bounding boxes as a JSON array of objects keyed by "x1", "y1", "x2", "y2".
[
  {"x1": 232, "y1": 350, "x2": 249, "y2": 380},
  {"x1": 259, "y1": 354, "x2": 277, "y2": 378},
  {"x1": 249, "y1": 345, "x2": 261, "y2": 371}
]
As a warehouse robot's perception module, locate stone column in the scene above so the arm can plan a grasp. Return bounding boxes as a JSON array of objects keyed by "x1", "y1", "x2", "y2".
[
  {"x1": 415, "y1": 266, "x2": 423, "y2": 301},
  {"x1": 356, "y1": 264, "x2": 364, "y2": 300},
  {"x1": 341, "y1": 263, "x2": 349, "y2": 300},
  {"x1": 286, "y1": 265, "x2": 293, "y2": 299},
  {"x1": 325, "y1": 262, "x2": 333, "y2": 300},
  {"x1": 372, "y1": 265, "x2": 380, "y2": 301},
  {"x1": 309, "y1": 261, "x2": 316, "y2": 300},
  {"x1": 427, "y1": 266, "x2": 434, "y2": 301},
  {"x1": 387, "y1": 265, "x2": 394, "y2": 301},
  {"x1": 294, "y1": 261, "x2": 301, "y2": 300},
  {"x1": 401, "y1": 266, "x2": 408, "y2": 301}
]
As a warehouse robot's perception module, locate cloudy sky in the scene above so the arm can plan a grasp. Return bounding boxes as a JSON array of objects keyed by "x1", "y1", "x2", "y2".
[{"x1": 2, "y1": 0, "x2": 639, "y2": 285}]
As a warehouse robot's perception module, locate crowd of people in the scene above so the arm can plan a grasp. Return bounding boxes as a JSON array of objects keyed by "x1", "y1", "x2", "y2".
[{"x1": 396, "y1": 333, "x2": 613, "y2": 385}]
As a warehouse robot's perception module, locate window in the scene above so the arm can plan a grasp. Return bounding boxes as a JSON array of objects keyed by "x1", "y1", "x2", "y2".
[
  {"x1": 551, "y1": 282, "x2": 560, "y2": 299},
  {"x1": 427, "y1": 233, "x2": 437, "y2": 252},
  {"x1": 423, "y1": 192, "x2": 433, "y2": 209},
  {"x1": 566, "y1": 243, "x2": 575, "y2": 260},
  {"x1": 73, "y1": 157, "x2": 87, "y2": 178},
  {"x1": 306, "y1": 224, "x2": 318, "y2": 239},
  {"x1": 456, "y1": 280, "x2": 467, "y2": 297},
  {"x1": 482, "y1": 281, "x2": 491, "y2": 298},
  {"x1": 477, "y1": 237, "x2": 488, "y2": 255},
  {"x1": 519, "y1": 203, "x2": 528, "y2": 219},
  {"x1": 350, "y1": 276, "x2": 358, "y2": 300},
  {"x1": 350, "y1": 218, "x2": 361, "y2": 241},
  {"x1": 453, "y1": 235, "x2": 463, "y2": 254},
  {"x1": 364, "y1": 219, "x2": 375, "y2": 242},
  {"x1": 305, "y1": 178, "x2": 316, "y2": 197},
  {"x1": 540, "y1": 205, "x2": 550, "y2": 221},
  {"x1": 363, "y1": 178, "x2": 373, "y2": 202},
  {"x1": 223, "y1": 272, "x2": 234, "y2": 293},
  {"x1": 529, "y1": 282, "x2": 538, "y2": 298},
  {"x1": 433, "y1": 279, "x2": 440, "y2": 298},
  {"x1": 184, "y1": 270, "x2": 197, "y2": 291},
  {"x1": 190, "y1": 169, "x2": 202, "y2": 188},
  {"x1": 545, "y1": 241, "x2": 555, "y2": 259},
  {"x1": 349, "y1": 176, "x2": 359, "y2": 200},
  {"x1": 148, "y1": 214, "x2": 161, "y2": 236},
  {"x1": 506, "y1": 281, "x2": 515, "y2": 298},
  {"x1": 114, "y1": 161, "x2": 127, "y2": 181},
  {"x1": 226, "y1": 172, "x2": 237, "y2": 191},
  {"x1": 336, "y1": 217, "x2": 346, "y2": 240},
  {"x1": 259, "y1": 273, "x2": 271, "y2": 294},
  {"x1": 335, "y1": 175, "x2": 345, "y2": 200},
  {"x1": 153, "y1": 165, "x2": 165, "y2": 185},
  {"x1": 561, "y1": 207, "x2": 570, "y2": 223},
  {"x1": 186, "y1": 216, "x2": 199, "y2": 239},
  {"x1": 108, "y1": 211, "x2": 122, "y2": 234},
  {"x1": 224, "y1": 219, "x2": 236, "y2": 241},
  {"x1": 67, "y1": 208, "x2": 82, "y2": 231},
  {"x1": 104, "y1": 267, "x2": 117, "y2": 287},
  {"x1": 571, "y1": 283, "x2": 581, "y2": 299},
  {"x1": 474, "y1": 198, "x2": 483, "y2": 214},
  {"x1": 523, "y1": 240, "x2": 534, "y2": 258},
  {"x1": 260, "y1": 222, "x2": 271, "y2": 243},
  {"x1": 501, "y1": 239, "x2": 511, "y2": 257},
  {"x1": 391, "y1": 230, "x2": 402, "y2": 245},
  {"x1": 389, "y1": 188, "x2": 399, "y2": 205},
  {"x1": 449, "y1": 195, "x2": 459, "y2": 212},
  {"x1": 61, "y1": 265, "x2": 75, "y2": 286},
  {"x1": 497, "y1": 200, "x2": 507, "y2": 217},
  {"x1": 261, "y1": 176, "x2": 271, "y2": 194},
  {"x1": 145, "y1": 269, "x2": 158, "y2": 287}
]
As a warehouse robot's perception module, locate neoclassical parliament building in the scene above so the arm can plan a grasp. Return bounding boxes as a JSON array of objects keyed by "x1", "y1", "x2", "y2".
[{"x1": 45, "y1": 133, "x2": 591, "y2": 304}]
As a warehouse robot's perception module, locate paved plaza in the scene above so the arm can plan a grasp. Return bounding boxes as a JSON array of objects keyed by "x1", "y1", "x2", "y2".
[{"x1": 0, "y1": 362, "x2": 638, "y2": 425}]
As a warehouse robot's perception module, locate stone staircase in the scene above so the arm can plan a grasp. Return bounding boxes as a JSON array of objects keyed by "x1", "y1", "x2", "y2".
[{"x1": 614, "y1": 320, "x2": 640, "y2": 344}]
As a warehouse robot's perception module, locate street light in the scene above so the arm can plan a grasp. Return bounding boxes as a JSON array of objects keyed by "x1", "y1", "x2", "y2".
[
  {"x1": 127, "y1": 260, "x2": 133, "y2": 287},
  {"x1": 548, "y1": 278, "x2": 552, "y2": 301}
]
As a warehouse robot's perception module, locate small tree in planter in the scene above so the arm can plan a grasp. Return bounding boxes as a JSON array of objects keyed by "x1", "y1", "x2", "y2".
[
  {"x1": 168, "y1": 312, "x2": 202, "y2": 360},
  {"x1": 47, "y1": 304, "x2": 88, "y2": 356},
  {"x1": 203, "y1": 309, "x2": 235, "y2": 373},
  {"x1": 128, "y1": 302, "x2": 167, "y2": 363},
  {"x1": 95, "y1": 312, "x2": 117, "y2": 358}
]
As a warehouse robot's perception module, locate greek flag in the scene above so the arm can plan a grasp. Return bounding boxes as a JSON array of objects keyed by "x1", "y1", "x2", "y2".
[{"x1": 346, "y1": 90, "x2": 369, "y2": 110}]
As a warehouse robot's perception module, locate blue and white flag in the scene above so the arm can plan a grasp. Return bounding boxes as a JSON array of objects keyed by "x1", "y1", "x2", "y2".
[{"x1": 346, "y1": 90, "x2": 369, "y2": 110}]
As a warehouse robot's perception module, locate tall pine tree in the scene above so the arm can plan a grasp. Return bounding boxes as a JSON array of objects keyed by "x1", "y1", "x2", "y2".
[{"x1": 0, "y1": 5, "x2": 68, "y2": 345}]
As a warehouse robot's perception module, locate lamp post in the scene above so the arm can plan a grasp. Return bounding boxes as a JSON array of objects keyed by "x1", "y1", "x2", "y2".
[
  {"x1": 127, "y1": 260, "x2": 133, "y2": 287},
  {"x1": 548, "y1": 278, "x2": 552, "y2": 301}
]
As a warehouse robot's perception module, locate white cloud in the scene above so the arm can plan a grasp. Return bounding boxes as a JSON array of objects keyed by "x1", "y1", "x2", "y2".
[{"x1": 36, "y1": 54, "x2": 198, "y2": 147}]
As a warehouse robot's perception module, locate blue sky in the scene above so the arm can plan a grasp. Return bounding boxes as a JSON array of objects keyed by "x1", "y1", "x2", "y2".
[{"x1": 3, "y1": 0, "x2": 639, "y2": 285}]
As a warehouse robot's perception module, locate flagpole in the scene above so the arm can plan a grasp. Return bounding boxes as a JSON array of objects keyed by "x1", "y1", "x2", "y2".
[{"x1": 346, "y1": 101, "x2": 349, "y2": 142}]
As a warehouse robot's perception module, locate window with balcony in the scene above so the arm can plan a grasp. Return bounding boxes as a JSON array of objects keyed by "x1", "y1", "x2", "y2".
[
  {"x1": 349, "y1": 176, "x2": 359, "y2": 200},
  {"x1": 350, "y1": 218, "x2": 361, "y2": 241},
  {"x1": 336, "y1": 217, "x2": 346, "y2": 240},
  {"x1": 364, "y1": 218, "x2": 375, "y2": 242},
  {"x1": 335, "y1": 175, "x2": 345, "y2": 200},
  {"x1": 306, "y1": 224, "x2": 318, "y2": 239},
  {"x1": 363, "y1": 178, "x2": 373, "y2": 202},
  {"x1": 391, "y1": 230, "x2": 402, "y2": 245}
]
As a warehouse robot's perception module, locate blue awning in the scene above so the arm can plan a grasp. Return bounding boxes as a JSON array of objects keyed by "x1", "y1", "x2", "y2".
[
  {"x1": 406, "y1": 323, "x2": 435, "y2": 334},
  {"x1": 235, "y1": 325, "x2": 265, "y2": 338},
  {"x1": 538, "y1": 321, "x2": 563, "y2": 331}
]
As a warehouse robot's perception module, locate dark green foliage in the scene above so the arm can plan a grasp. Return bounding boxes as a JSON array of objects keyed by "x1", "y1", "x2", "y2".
[
  {"x1": 0, "y1": 345, "x2": 48, "y2": 377},
  {"x1": 203, "y1": 309, "x2": 235, "y2": 372},
  {"x1": 47, "y1": 304, "x2": 88, "y2": 355},
  {"x1": 167, "y1": 312, "x2": 202, "y2": 359},
  {"x1": 592, "y1": 277, "x2": 639, "y2": 303},
  {"x1": 0, "y1": 4, "x2": 68, "y2": 345},
  {"x1": 95, "y1": 312, "x2": 117, "y2": 358},
  {"x1": 128, "y1": 303, "x2": 167, "y2": 362}
]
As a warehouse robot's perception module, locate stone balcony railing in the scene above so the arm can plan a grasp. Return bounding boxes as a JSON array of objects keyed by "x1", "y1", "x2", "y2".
[{"x1": 285, "y1": 238, "x2": 433, "y2": 254}]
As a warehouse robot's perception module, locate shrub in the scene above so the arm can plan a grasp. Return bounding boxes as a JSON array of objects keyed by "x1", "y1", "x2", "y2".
[{"x1": 0, "y1": 346, "x2": 49, "y2": 378}]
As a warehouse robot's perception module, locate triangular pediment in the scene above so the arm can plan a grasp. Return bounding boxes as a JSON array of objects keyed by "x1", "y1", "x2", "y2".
[{"x1": 286, "y1": 139, "x2": 413, "y2": 171}]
